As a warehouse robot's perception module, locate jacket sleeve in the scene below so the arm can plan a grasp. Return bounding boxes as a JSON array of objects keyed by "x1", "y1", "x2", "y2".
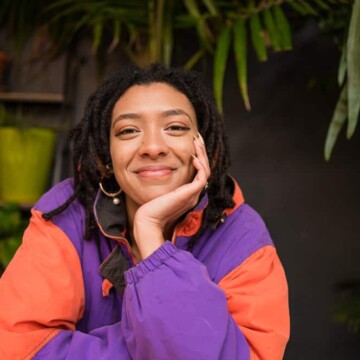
[
  {"x1": 218, "y1": 245, "x2": 290, "y2": 359},
  {"x1": 0, "y1": 210, "x2": 131, "y2": 360},
  {"x1": 120, "y1": 241, "x2": 251, "y2": 360}
]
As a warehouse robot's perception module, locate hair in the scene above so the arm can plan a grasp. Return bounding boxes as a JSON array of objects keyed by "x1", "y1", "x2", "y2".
[{"x1": 43, "y1": 63, "x2": 234, "y2": 250}]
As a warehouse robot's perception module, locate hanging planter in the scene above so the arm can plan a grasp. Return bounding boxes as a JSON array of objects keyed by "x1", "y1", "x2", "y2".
[{"x1": 0, "y1": 126, "x2": 56, "y2": 204}]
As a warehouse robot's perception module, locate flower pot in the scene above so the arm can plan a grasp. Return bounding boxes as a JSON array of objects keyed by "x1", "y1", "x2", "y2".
[{"x1": 0, "y1": 127, "x2": 56, "y2": 204}]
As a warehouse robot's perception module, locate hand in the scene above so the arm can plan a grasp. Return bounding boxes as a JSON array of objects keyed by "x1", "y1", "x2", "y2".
[{"x1": 133, "y1": 133, "x2": 210, "y2": 259}]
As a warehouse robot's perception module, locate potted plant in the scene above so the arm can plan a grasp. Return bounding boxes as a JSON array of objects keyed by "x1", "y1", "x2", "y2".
[
  {"x1": 0, "y1": 104, "x2": 57, "y2": 205},
  {"x1": 0, "y1": 203, "x2": 27, "y2": 275}
]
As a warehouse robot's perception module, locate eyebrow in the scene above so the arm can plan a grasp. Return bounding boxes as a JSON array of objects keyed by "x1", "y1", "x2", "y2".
[{"x1": 112, "y1": 108, "x2": 193, "y2": 128}]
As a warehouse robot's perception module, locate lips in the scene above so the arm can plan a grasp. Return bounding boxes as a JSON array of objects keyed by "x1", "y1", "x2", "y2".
[{"x1": 134, "y1": 165, "x2": 175, "y2": 178}]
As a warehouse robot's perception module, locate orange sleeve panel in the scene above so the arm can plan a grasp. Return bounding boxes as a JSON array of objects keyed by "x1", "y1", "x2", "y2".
[
  {"x1": 218, "y1": 245, "x2": 290, "y2": 360},
  {"x1": 0, "y1": 209, "x2": 85, "y2": 360}
]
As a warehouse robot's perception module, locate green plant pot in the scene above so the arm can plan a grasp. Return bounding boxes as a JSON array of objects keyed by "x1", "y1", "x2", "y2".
[{"x1": 0, "y1": 127, "x2": 56, "y2": 204}]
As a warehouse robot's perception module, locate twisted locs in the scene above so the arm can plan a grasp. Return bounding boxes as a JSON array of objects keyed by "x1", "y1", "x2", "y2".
[{"x1": 42, "y1": 63, "x2": 234, "y2": 248}]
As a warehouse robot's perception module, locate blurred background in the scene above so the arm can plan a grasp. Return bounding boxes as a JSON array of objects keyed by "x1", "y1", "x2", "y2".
[{"x1": 0, "y1": 1, "x2": 359, "y2": 359}]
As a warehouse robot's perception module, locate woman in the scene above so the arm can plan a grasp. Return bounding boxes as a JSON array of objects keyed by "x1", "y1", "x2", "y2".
[{"x1": 0, "y1": 64, "x2": 289, "y2": 359}]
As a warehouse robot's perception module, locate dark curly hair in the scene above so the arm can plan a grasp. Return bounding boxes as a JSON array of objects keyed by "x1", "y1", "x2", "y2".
[{"x1": 43, "y1": 63, "x2": 234, "y2": 251}]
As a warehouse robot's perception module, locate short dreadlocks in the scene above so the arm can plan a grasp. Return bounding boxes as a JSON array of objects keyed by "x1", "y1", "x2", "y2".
[{"x1": 43, "y1": 63, "x2": 234, "y2": 250}]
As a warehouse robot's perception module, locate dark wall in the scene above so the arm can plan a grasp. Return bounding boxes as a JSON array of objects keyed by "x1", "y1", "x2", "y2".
[{"x1": 222, "y1": 20, "x2": 360, "y2": 359}]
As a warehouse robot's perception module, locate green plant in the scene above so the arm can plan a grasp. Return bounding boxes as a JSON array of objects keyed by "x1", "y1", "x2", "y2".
[
  {"x1": 0, "y1": 0, "x2": 355, "y2": 157},
  {"x1": 324, "y1": 0, "x2": 360, "y2": 160},
  {"x1": 0, "y1": 204, "x2": 27, "y2": 271},
  {"x1": 0, "y1": 103, "x2": 28, "y2": 128},
  {"x1": 334, "y1": 280, "x2": 360, "y2": 333}
]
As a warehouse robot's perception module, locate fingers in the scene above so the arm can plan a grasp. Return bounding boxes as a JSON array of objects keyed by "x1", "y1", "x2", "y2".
[{"x1": 193, "y1": 132, "x2": 211, "y2": 179}]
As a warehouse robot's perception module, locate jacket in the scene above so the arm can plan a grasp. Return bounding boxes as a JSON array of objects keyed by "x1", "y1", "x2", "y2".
[{"x1": 0, "y1": 177, "x2": 289, "y2": 359}]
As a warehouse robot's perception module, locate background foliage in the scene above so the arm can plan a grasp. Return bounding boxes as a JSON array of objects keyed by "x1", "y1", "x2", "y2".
[{"x1": 0, "y1": 0, "x2": 357, "y2": 157}]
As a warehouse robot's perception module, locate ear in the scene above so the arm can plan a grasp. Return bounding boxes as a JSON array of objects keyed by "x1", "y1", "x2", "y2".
[{"x1": 97, "y1": 158, "x2": 113, "y2": 179}]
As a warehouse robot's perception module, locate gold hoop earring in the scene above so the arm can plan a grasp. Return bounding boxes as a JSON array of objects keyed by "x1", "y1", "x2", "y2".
[{"x1": 99, "y1": 182, "x2": 122, "y2": 205}]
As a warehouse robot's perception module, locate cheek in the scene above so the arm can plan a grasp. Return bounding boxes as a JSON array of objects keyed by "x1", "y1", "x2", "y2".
[
  {"x1": 109, "y1": 143, "x2": 129, "y2": 176},
  {"x1": 170, "y1": 136, "x2": 196, "y2": 158}
]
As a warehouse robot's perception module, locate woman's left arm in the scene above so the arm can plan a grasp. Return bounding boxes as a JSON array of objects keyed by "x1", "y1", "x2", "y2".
[
  {"x1": 120, "y1": 240, "x2": 289, "y2": 360},
  {"x1": 122, "y1": 242, "x2": 289, "y2": 360},
  {"x1": 121, "y1": 241, "x2": 251, "y2": 360}
]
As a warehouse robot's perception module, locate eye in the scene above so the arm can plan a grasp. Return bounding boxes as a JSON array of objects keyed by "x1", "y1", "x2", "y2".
[
  {"x1": 114, "y1": 127, "x2": 140, "y2": 139},
  {"x1": 165, "y1": 123, "x2": 191, "y2": 135}
]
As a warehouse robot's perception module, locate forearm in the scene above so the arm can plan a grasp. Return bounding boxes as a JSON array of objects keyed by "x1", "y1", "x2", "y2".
[
  {"x1": 121, "y1": 241, "x2": 250, "y2": 360},
  {"x1": 32, "y1": 325, "x2": 131, "y2": 360}
]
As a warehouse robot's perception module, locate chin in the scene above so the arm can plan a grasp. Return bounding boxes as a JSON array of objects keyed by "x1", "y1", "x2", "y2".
[{"x1": 140, "y1": 184, "x2": 182, "y2": 202}]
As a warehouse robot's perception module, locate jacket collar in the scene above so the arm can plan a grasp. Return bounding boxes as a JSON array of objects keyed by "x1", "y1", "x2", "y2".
[{"x1": 93, "y1": 176, "x2": 245, "y2": 242}]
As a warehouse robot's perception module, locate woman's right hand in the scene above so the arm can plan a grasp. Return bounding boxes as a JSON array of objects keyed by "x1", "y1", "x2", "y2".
[{"x1": 133, "y1": 133, "x2": 210, "y2": 259}]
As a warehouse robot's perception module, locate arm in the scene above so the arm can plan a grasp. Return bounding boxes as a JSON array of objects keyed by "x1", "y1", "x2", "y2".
[
  {"x1": 120, "y1": 241, "x2": 251, "y2": 360},
  {"x1": 119, "y1": 244, "x2": 289, "y2": 360},
  {"x1": 218, "y1": 245, "x2": 290, "y2": 360},
  {"x1": 0, "y1": 210, "x2": 131, "y2": 360}
]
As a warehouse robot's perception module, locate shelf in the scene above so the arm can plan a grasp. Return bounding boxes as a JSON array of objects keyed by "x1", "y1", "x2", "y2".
[{"x1": 0, "y1": 92, "x2": 64, "y2": 104}]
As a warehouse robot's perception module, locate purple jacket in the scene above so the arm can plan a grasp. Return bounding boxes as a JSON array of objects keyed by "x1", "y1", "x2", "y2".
[{"x1": 0, "y1": 177, "x2": 289, "y2": 359}]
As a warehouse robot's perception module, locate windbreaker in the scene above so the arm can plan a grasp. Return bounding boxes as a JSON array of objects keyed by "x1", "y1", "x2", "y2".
[{"x1": 0, "y1": 177, "x2": 289, "y2": 360}]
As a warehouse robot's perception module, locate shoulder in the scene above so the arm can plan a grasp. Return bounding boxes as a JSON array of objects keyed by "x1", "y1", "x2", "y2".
[
  {"x1": 32, "y1": 178, "x2": 87, "y2": 256},
  {"x1": 222, "y1": 202, "x2": 273, "y2": 258},
  {"x1": 227, "y1": 202, "x2": 273, "y2": 250},
  {"x1": 200, "y1": 201, "x2": 275, "y2": 283},
  {"x1": 34, "y1": 178, "x2": 77, "y2": 214}
]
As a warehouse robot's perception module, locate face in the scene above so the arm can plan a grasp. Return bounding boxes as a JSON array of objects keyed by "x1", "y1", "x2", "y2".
[{"x1": 110, "y1": 82, "x2": 198, "y2": 212}]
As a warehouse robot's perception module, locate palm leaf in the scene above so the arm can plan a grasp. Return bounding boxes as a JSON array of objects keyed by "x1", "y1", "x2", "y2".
[
  {"x1": 273, "y1": 5, "x2": 293, "y2": 50},
  {"x1": 324, "y1": 83, "x2": 348, "y2": 161},
  {"x1": 213, "y1": 24, "x2": 231, "y2": 114},
  {"x1": 183, "y1": 0, "x2": 213, "y2": 51},
  {"x1": 263, "y1": 8, "x2": 282, "y2": 52},
  {"x1": 162, "y1": 0, "x2": 174, "y2": 65},
  {"x1": 250, "y1": 13, "x2": 267, "y2": 61},
  {"x1": 233, "y1": 18, "x2": 251, "y2": 111},
  {"x1": 346, "y1": 0, "x2": 360, "y2": 139},
  {"x1": 201, "y1": 0, "x2": 219, "y2": 16},
  {"x1": 108, "y1": 19, "x2": 121, "y2": 53}
]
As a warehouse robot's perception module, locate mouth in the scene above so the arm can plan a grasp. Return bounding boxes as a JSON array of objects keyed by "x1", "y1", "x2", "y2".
[{"x1": 134, "y1": 165, "x2": 176, "y2": 178}]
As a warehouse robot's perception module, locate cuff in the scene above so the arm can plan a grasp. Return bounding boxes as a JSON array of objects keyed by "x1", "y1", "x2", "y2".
[{"x1": 124, "y1": 241, "x2": 178, "y2": 284}]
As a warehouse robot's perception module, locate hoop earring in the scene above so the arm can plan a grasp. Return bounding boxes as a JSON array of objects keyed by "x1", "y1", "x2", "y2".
[{"x1": 99, "y1": 182, "x2": 122, "y2": 205}]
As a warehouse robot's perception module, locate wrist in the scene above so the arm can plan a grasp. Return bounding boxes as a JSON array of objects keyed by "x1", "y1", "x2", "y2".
[{"x1": 133, "y1": 219, "x2": 165, "y2": 259}]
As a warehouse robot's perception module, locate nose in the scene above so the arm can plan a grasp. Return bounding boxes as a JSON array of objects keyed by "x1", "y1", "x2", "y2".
[{"x1": 139, "y1": 129, "x2": 169, "y2": 159}]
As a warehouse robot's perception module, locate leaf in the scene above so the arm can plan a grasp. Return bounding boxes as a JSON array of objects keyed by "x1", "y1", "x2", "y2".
[
  {"x1": 0, "y1": 235, "x2": 22, "y2": 267},
  {"x1": 92, "y1": 20, "x2": 103, "y2": 54},
  {"x1": 297, "y1": 0, "x2": 318, "y2": 15},
  {"x1": 183, "y1": 0, "x2": 213, "y2": 51},
  {"x1": 185, "y1": 48, "x2": 206, "y2": 69},
  {"x1": 346, "y1": 0, "x2": 360, "y2": 139},
  {"x1": 324, "y1": 84, "x2": 348, "y2": 161},
  {"x1": 337, "y1": 44, "x2": 347, "y2": 87},
  {"x1": 287, "y1": 1, "x2": 308, "y2": 15},
  {"x1": 263, "y1": 8, "x2": 281, "y2": 52},
  {"x1": 162, "y1": 0, "x2": 174, "y2": 65},
  {"x1": 314, "y1": 0, "x2": 330, "y2": 10},
  {"x1": 233, "y1": 18, "x2": 251, "y2": 111},
  {"x1": 250, "y1": 13, "x2": 267, "y2": 61},
  {"x1": 273, "y1": 5, "x2": 293, "y2": 50},
  {"x1": 107, "y1": 19, "x2": 121, "y2": 53},
  {"x1": 213, "y1": 24, "x2": 232, "y2": 114},
  {"x1": 201, "y1": 0, "x2": 219, "y2": 16}
]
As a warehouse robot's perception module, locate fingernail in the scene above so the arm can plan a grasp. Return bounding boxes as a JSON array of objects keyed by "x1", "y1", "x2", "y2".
[
  {"x1": 193, "y1": 134, "x2": 202, "y2": 147},
  {"x1": 197, "y1": 132, "x2": 204, "y2": 144}
]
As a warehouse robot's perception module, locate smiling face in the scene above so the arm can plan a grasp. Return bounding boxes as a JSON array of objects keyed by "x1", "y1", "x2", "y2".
[{"x1": 110, "y1": 82, "x2": 198, "y2": 215}]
